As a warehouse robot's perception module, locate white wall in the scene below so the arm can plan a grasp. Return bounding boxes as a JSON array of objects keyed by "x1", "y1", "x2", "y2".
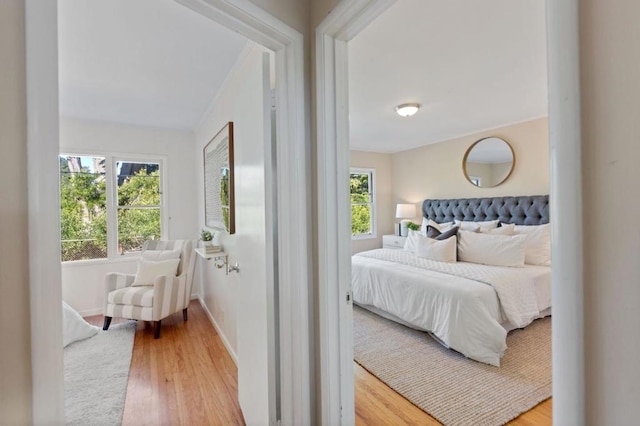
[
  {"x1": 350, "y1": 150, "x2": 394, "y2": 254},
  {"x1": 580, "y1": 0, "x2": 640, "y2": 423},
  {"x1": 390, "y1": 118, "x2": 549, "y2": 221},
  {"x1": 59, "y1": 118, "x2": 198, "y2": 315},
  {"x1": 0, "y1": 1, "x2": 32, "y2": 423},
  {"x1": 193, "y1": 44, "x2": 269, "y2": 358}
]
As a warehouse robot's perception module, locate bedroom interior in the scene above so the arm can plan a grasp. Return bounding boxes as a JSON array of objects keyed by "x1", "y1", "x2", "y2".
[
  {"x1": 4, "y1": 0, "x2": 640, "y2": 424},
  {"x1": 346, "y1": 0, "x2": 552, "y2": 424}
]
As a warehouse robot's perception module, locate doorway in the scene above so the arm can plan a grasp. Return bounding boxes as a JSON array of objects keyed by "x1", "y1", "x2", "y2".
[
  {"x1": 25, "y1": 0, "x2": 310, "y2": 423},
  {"x1": 315, "y1": 0, "x2": 584, "y2": 424}
]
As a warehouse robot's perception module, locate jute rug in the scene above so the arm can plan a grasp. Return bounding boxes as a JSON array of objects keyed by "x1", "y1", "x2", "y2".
[
  {"x1": 353, "y1": 306, "x2": 551, "y2": 426},
  {"x1": 64, "y1": 321, "x2": 136, "y2": 426}
]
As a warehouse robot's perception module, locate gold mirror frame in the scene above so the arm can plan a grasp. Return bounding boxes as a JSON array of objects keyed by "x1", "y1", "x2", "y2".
[{"x1": 462, "y1": 136, "x2": 515, "y2": 188}]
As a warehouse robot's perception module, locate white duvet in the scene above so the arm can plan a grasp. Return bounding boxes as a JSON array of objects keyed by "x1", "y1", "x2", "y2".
[{"x1": 352, "y1": 249, "x2": 549, "y2": 366}]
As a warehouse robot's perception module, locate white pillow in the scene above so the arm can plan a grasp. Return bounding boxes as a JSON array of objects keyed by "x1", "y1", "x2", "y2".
[
  {"x1": 403, "y1": 230, "x2": 423, "y2": 252},
  {"x1": 62, "y1": 301, "x2": 99, "y2": 347},
  {"x1": 482, "y1": 223, "x2": 516, "y2": 236},
  {"x1": 132, "y1": 258, "x2": 180, "y2": 286},
  {"x1": 415, "y1": 235, "x2": 457, "y2": 263},
  {"x1": 141, "y1": 249, "x2": 181, "y2": 261},
  {"x1": 457, "y1": 231, "x2": 527, "y2": 267},
  {"x1": 455, "y1": 219, "x2": 499, "y2": 232},
  {"x1": 513, "y1": 224, "x2": 551, "y2": 266}
]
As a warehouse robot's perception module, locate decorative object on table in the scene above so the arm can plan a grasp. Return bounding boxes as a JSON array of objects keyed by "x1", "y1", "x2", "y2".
[
  {"x1": 406, "y1": 222, "x2": 420, "y2": 232},
  {"x1": 463, "y1": 136, "x2": 515, "y2": 188},
  {"x1": 204, "y1": 121, "x2": 235, "y2": 234},
  {"x1": 395, "y1": 203, "x2": 417, "y2": 237},
  {"x1": 200, "y1": 229, "x2": 222, "y2": 253}
]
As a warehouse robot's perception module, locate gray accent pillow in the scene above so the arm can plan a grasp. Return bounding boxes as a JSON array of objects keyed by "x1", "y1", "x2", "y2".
[{"x1": 426, "y1": 225, "x2": 459, "y2": 240}]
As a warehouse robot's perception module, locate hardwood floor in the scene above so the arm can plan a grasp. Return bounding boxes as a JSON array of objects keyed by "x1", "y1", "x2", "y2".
[
  {"x1": 87, "y1": 302, "x2": 550, "y2": 425},
  {"x1": 86, "y1": 301, "x2": 245, "y2": 426},
  {"x1": 354, "y1": 362, "x2": 552, "y2": 425}
]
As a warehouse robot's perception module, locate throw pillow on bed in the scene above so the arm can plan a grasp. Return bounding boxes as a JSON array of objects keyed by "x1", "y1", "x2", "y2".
[
  {"x1": 415, "y1": 235, "x2": 457, "y2": 263},
  {"x1": 457, "y1": 230, "x2": 527, "y2": 267},
  {"x1": 422, "y1": 219, "x2": 455, "y2": 235},
  {"x1": 481, "y1": 223, "x2": 516, "y2": 235},
  {"x1": 513, "y1": 223, "x2": 551, "y2": 266},
  {"x1": 403, "y1": 230, "x2": 424, "y2": 252},
  {"x1": 426, "y1": 225, "x2": 459, "y2": 240},
  {"x1": 132, "y1": 258, "x2": 180, "y2": 286},
  {"x1": 455, "y1": 219, "x2": 499, "y2": 232}
]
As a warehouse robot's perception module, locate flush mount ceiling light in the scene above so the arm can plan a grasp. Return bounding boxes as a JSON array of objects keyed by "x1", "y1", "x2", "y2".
[{"x1": 395, "y1": 103, "x2": 420, "y2": 117}]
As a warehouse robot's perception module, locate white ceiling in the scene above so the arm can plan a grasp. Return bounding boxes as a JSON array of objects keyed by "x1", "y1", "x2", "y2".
[
  {"x1": 348, "y1": 0, "x2": 548, "y2": 153},
  {"x1": 58, "y1": 0, "x2": 248, "y2": 130}
]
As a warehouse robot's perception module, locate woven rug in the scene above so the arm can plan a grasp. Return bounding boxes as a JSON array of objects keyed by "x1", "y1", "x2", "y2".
[
  {"x1": 64, "y1": 322, "x2": 136, "y2": 426},
  {"x1": 353, "y1": 306, "x2": 551, "y2": 426}
]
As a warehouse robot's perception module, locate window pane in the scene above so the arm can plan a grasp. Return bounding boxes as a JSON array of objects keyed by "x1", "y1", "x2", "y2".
[
  {"x1": 116, "y1": 161, "x2": 160, "y2": 206},
  {"x1": 350, "y1": 173, "x2": 370, "y2": 203},
  {"x1": 351, "y1": 204, "x2": 372, "y2": 235},
  {"x1": 118, "y1": 208, "x2": 161, "y2": 254},
  {"x1": 59, "y1": 155, "x2": 107, "y2": 261}
]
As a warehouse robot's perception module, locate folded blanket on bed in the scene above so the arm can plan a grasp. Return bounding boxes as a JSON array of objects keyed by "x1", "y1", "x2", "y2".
[{"x1": 355, "y1": 249, "x2": 540, "y2": 328}]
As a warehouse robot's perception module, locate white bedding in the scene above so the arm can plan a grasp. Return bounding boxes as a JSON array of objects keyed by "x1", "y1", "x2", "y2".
[{"x1": 352, "y1": 249, "x2": 551, "y2": 366}]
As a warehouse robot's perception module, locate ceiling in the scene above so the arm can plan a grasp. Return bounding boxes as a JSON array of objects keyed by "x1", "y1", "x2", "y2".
[
  {"x1": 58, "y1": 0, "x2": 248, "y2": 130},
  {"x1": 348, "y1": 0, "x2": 548, "y2": 153}
]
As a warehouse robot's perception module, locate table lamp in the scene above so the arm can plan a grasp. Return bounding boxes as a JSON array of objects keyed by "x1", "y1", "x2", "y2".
[{"x1": 395, "y1": 203, "x2": 416, "y2": 237}]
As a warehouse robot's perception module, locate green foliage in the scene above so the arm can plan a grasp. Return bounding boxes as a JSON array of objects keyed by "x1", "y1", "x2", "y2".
[
  {"x1": 60, "y1": 159, "x2": 161, "y2": 261},
  {"x1": 350, "y1": 173, "x2": 372, "y2": 235},
  {"x1": 200, "y1": 229, "x2": 213, "y2": 241},
  {"x1": 407, "y1": 222, "x2": 420, "y2": 231}
]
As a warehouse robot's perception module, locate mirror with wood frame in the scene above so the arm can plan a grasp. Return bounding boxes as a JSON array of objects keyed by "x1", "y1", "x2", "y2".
[{"x1": 463, "y1": 137, "x2": 515, "y2": 188}]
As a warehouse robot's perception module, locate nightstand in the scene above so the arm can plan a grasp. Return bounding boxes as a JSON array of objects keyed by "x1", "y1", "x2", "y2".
[{"x1": 382, "y1": 234, "x2": 407, "y2": 250}]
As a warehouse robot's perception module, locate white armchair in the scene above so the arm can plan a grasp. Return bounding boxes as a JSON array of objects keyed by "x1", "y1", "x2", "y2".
[{"x1": 103, "y1": 240, "x2": 194, "y2": 338}]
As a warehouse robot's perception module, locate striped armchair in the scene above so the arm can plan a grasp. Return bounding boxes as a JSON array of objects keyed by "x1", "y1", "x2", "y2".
[{"x1": 103, "y1": 240, "x2": 195, "y2": 338}]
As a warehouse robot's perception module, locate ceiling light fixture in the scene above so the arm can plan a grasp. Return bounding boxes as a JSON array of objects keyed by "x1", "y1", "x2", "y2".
[{"x1": 395, "y1": 103, "x2": 420, "y2": 117}]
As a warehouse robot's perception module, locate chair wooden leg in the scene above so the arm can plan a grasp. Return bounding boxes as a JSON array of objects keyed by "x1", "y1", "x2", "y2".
[
  {"x1": 103, "y1": 316, "x2": 112, "y2": 331},
  {"x1": 154, "y1": 320, "x2": 162, "y2": 339},
  {"x1": 183, "y1": 308, "x2": 188, "y2": 322}
]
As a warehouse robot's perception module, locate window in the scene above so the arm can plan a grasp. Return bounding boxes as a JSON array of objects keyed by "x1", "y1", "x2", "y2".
[
  {"x1": 59, "y1": 154, "x2": 165, "y2": 262},
  {"x1": 350, "y1": 168, "x2": 376, "y2": 238}
]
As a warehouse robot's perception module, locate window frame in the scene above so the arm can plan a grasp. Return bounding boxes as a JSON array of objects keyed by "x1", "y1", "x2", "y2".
[
  {"x1": 59, "y1": 150, "x2": 168, "y2": 263},
  {"x1": 350, "y1": 167, "x2": 377, "y2": 240}
]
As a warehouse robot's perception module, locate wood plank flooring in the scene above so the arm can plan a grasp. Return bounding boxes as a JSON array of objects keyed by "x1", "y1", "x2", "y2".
[
  {"x1": 87, "y1": 302, "x2": 550, "y2": 425},
  {"x1": 85, "y1": 301, "x2": 245, "y2": 426}
]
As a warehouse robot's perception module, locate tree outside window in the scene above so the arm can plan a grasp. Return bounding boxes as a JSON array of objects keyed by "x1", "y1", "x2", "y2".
[{"x1": 350, "y1": 169, "x2": 376, "y2": 237}]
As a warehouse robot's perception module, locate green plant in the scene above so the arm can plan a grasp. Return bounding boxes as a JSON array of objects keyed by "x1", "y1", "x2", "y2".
[
  {"x1": 200, "y1": 229, "x2": 213, "y2": 241},
  {"x1": 406, "y1": 222, "x2": 420, "y2": 231}
]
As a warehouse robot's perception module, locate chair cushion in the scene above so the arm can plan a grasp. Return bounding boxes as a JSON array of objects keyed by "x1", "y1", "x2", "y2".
[{"x1": 108, "y1": 286, "x2": 154, "y2": 307}]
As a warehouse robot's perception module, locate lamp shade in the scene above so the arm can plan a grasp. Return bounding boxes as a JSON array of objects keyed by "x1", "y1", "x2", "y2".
[{"x1": 395, "y1": 203, "x2": 416, "y2": 219}]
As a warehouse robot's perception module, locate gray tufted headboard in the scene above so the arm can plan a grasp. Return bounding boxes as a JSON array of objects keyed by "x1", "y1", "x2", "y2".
[{"x1": 421, "y1": 195, "x2": 549, "y2": 225}]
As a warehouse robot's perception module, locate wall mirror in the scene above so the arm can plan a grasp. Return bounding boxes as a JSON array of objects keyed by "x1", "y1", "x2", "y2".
[
  {"x1": 463, "y1": 137, "x2": 515, "y2": 188},
  {"x1": 204, "y1": 122, "x2": 235, "y2": 234}
]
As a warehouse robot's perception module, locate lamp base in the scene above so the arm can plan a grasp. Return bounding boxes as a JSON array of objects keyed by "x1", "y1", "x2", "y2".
[{"x1": 400, "y1": 220, "x2": 410, "y2": 237}]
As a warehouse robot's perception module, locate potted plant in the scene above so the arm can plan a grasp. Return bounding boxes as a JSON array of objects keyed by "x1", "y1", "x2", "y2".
[
  {"x1": 200, "y1": 229, "x2": 214, "y2": 246},
  {"x1": 407, "y1": 222, "x2": 420, "y2": 232}
]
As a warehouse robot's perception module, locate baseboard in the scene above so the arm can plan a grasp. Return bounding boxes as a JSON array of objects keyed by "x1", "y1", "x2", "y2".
[
  {"x1": 198, "y1": 297, "x2": 238, "y2": 366},
  {"x1": 79, "y1": 307, "x2": 103, "y2": 317}
]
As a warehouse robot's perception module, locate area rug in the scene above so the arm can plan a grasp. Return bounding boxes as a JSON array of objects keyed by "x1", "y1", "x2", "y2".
[
  {"x1": 64, "y1": 321, "x2": 136, "y2": 426},
  {"x1": 353, "y1": 306, "x2": 551, "y2": 426}
]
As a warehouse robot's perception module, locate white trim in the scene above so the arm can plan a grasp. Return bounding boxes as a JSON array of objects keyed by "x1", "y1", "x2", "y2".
[
  {"x1": 546, "y1": 0, "x2": 584, "y2": 423},
  {"x1": 315, "y1": 2, "x2": 395, "y2": 424},
  {"x1": 316, "y1": 0, "x2": 583, "y2": 424},
  {"x1": 198, "y1": 297, "x2": 238, "y2": 365},
  {"x1": 26, "y1": 0, "x2": 65, "y2": 423},
  {"x1": 28, "y1": 0, "x2": 309, "y2": 423}
]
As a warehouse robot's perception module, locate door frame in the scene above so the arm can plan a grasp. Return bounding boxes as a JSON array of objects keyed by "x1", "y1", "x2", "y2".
[
  {"x1": 315, "y1": 0, "x2": 585, "y2": 424},
  {"x1": 25, "y1": 0, "x2": 311, "y2": 424}
]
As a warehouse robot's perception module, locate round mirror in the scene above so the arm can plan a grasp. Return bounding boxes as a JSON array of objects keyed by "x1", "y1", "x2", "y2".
[{"x1": 463, "y1": 137, "x2": 515, "y2": 188}]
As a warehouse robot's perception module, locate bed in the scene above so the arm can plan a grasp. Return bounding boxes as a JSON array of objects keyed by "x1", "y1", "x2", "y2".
[{"x1": 352, "y1": 195, "x2": 551, "y2": 367}]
